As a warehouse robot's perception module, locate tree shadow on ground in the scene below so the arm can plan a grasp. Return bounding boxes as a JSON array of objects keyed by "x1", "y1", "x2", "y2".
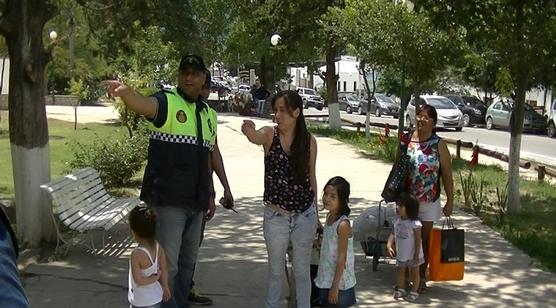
[{"x1": 23, "y1": 195, "x2": 556, "y2": 307}]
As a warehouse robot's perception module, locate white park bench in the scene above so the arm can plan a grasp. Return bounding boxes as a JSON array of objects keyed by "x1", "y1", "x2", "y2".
[{"x1": 40, "y1": 167, "x2": 141, "y2": 254}]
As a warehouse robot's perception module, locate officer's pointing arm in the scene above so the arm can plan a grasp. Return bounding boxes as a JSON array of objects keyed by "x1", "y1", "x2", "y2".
[{"x1": 106, "y1": 80, "x2": 158, "y2": 119}]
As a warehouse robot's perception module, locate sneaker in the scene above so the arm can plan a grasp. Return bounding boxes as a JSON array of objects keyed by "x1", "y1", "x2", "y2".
[{"x1": 188, "y1": 288, "x2": 213, "y2": 306}]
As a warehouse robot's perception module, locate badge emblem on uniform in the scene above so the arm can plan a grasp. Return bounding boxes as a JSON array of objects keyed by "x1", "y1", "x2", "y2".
[
  {"x1": 207, "y1": 118, "x2": 215, "y2": 136},
  {"x1": 176, "y1": 110, "x2": 187, "y2": 123}
]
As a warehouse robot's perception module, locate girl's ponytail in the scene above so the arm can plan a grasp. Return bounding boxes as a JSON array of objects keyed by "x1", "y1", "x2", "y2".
[{"x1": 129, "y1": 206, "x2": 157, "y2": 239}]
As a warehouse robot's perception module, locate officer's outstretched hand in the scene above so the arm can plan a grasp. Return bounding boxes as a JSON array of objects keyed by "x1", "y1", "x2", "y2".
[
  {"x1": 205, "y1": 198, "x2": 216, "y2": 222},
  {"x1": 105, "y1": 80, "x2": 132, "y2": 99}
]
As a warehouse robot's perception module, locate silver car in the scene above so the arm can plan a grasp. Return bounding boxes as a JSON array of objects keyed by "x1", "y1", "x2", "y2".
[
  {"x1": 485, "y1": 99, "x2": 547, "y2": 132},
  {"x1": 405, "y1": 95, "x2": 464, "y2": 131}
]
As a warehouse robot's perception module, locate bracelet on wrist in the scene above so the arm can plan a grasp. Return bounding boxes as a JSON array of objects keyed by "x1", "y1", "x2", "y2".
[{"x1": 208, "y1": 191, "x2": 216, "y2": 198}]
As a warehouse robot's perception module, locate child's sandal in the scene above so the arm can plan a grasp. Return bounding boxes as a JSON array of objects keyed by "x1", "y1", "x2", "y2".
[
  {"x1": 405, "y1": 291, "x2": 419, "y2": 302},
  {"x1": 393, "y1": 288, "x2": 406, "y2": 300}
]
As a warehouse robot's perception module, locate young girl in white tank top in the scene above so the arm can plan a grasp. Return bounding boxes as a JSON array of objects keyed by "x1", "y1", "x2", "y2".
[{"x1": 128, "y1": 206, "x2": 170, "y2": 308}]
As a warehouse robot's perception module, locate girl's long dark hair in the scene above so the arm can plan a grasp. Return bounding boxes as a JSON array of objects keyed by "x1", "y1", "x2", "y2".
[
  {"x1": 272, "y1": 90, "x2": 311, "y2": 183},
  {"x1": 324, "y1": 176, "x2": 351, "y2": 217}
]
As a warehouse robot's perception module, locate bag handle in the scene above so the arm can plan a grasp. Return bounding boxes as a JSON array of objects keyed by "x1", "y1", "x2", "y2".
[{"x1": 442, "y1": 216, "x2": 456, "y2": 230}]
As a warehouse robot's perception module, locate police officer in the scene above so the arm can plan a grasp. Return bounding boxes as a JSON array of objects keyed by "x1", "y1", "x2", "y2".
[{"x1": 107, "y1": 54, "x2": 217, "y2": 308}]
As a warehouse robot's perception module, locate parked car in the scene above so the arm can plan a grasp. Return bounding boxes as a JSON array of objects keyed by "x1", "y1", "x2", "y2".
[
  {"x1": 339, "y1": 93, "x2": 368, "y2": 114},
  {"x1": 405, "y1": 95, "x2": 464, "y2": 131},
  {"x1": 548, "y1": 100, "x2": 556, "y2": 138},
  {"x1": 370, "y1": 93, "x2": 400, "y2": 118},
  {"x1": 485, "y1": 99, "x2": 547, "y2": 132},
  {"x1": 297, "y1": 87, "x2": 324, "y2": 110},
  {"x1": 445, "y1": 94, "x2": 487, "y2": 127}
]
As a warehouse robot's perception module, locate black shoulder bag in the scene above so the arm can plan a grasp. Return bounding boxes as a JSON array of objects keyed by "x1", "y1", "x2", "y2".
[{"x1": 381, "y1": 133, "x2": 411, "y2": 202}]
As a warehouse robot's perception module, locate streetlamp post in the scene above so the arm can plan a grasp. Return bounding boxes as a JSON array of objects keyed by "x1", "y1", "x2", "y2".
[
  {"x1": 49, "y1": 31, "x2": 58, "y2": 105},
  {"x1": 270, "y1": 33, "x2": 281, "y2": 93}
]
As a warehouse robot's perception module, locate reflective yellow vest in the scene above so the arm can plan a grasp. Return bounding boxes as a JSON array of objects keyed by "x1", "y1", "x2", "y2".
[{"x1": 140, "y1": 87, "x2": 217, "y2": 209}]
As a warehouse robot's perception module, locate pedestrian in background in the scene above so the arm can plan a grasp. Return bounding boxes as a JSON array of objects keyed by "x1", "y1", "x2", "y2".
[
  {"x1": 187, "y1": 71, "x2": 235, "y2": 306},
  {"x1": 400, "y1": 103, "x2": 454, "y2": 293}
]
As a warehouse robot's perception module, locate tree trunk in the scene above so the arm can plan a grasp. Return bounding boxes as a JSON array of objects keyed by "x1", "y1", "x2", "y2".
[
  {"x1": 325, "y1": 47, "x2": 340, "y2": 130},
  {"x1": 507, "y1": 1, "x2": 526, "y2": 214},
  {"x1": 507, "y1": 76, "x2": 526, "y2": 214},
  {"x1": 1, "y1": 0, "x2": 57, "y2": 246},
  {"x1": 543, "y1": 85, "x2": 548, "y2": 115},
  {"x1": 359, "y1": 61, "x2": 375, "y2": 139}
]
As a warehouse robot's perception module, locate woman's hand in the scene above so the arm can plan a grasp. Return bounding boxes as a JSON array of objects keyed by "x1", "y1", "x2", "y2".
[
  {"x1": 241, "y1": 120, "x2": 255, "y2": 135},
  {"x1": 328, "y1": 286, "x2": 339, "y2": 305},
  {"x1": 443, "y1": 200, "x2": 454, "y2": 217}
]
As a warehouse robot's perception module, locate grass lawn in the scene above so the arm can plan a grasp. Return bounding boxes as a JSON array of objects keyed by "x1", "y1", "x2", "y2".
[
  {"x1": 309, "y1": 125, "x2": 556, "y2": 272},
  {"x1": 0, "y1": 110, "x2": 131, "y2": 200}
]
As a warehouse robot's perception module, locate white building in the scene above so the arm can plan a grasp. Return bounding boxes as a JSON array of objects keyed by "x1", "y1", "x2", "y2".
[
  {"x1": 286, "y1": 56, "x2": 365, "y2": 94},
  {"x1": 313, "y1": 56, "x2": 365, "y2": 94}
]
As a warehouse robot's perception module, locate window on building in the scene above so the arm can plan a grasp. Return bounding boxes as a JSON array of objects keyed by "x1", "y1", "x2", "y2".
[
  {"x1": 343, "y1": 81, "x2": 347, "y2": 92},
  {"x1": 337, "y1": 81, "x2": 340, "y2": 91},
  {"x1": 353, "y1": 82, "x2": 357, "y2": 92}
]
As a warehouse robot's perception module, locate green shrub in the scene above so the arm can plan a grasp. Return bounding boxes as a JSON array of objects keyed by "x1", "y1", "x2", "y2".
[
  {"x1": 67, "y1": 77, "x2": 105, "y2": 105},
  {"x1": 67, "y1": 130, "x2": 149, "y2": 187}
]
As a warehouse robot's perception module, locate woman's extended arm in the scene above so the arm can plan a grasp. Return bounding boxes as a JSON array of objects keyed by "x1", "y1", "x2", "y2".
[{"x1": 241, "y1": 120, "x2": 273, "y2": 151}]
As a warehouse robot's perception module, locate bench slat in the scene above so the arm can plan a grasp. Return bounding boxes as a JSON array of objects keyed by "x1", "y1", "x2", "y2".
[
  {"x1": 76, "y1": 198, "x2": 138, "y2": 231},
  {"x1": 69, "y1": 198, "x2": 121, "y2": 231},
  {"x1": 52, "y1": 182, "x2": 107, "y2": 215},
  {"x1": 101, "y1": 198, "x2": 140, "y2": 231},
  {"x1": 49, "y1": 176, "x2": 104, "y2": 204},
  {"x1": 42, "y1": 168, "x2": 98, "y2": 193},
  {"x1": 58, "y1": 192, "x2": 114, "y2": 226}
]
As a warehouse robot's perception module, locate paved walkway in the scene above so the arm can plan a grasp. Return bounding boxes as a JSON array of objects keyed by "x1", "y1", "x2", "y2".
[{"x1": 22, "y1": 107, "x2": 556, "y2": 307}]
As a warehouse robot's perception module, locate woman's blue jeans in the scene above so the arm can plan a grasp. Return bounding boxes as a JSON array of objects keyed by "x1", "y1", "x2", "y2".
[{"x1": 263, "y1": 205, "x2": 317, "y2": 308}]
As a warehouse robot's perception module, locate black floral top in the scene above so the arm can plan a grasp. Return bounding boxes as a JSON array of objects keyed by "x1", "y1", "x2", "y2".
[{"x1": 264, "y1": 127, "x2": 314, "y2": 213}]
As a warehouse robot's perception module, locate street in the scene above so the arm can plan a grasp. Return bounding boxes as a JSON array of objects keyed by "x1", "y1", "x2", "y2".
[{"x1": 305, "y1": 108, "x2": 556, "y2": 165}]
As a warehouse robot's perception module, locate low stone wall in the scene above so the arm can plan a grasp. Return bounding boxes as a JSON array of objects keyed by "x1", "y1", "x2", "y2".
[{"x1": 0, "y1": 94, "x2": 80, "y2": 110}]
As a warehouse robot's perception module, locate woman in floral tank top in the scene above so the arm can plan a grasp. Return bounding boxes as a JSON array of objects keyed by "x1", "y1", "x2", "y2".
[
  {"x1": 241, "y1": 90, "x2": 320, "y2": 308},
  {"x1": 400, "y1": 103, "x2": 454, "y2": 293}
]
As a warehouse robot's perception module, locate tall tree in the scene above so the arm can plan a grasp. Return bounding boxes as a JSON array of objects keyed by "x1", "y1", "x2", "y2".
[
  {"x1": 0, "y1": 0, "x2": 57, "y2": 245},
  {"x1": 414, "y1": 0, "x2": 556, "y2": 213},
  {"x1": 318, "y1": 3, "x2": 346, "y2": 130},
  {"x1": 343, "y1": 0, "x2": 453, "y2": 133}
]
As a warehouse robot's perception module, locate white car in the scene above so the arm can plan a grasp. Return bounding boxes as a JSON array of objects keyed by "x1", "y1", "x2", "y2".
[{"x1": 405, "y1": 95, "x2": 464, "y2": 131}]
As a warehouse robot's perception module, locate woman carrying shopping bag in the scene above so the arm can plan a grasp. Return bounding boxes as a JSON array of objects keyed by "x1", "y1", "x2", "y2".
[{"x1": 399, "y1": 102, "x2": 454, "y2": 293}]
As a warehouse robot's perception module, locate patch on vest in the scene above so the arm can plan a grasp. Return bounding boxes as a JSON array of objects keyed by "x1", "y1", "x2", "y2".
[
  {"x1": 176, "y1": 110, "x2": 187, "y2": 123},
  {"x1": 208, "y1": 118, "x2": 215, "y2": 136}
]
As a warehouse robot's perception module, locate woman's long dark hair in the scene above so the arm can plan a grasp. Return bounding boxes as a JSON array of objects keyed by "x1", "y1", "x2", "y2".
[{"x1": 271, "y1": 90, "x2": 311, "y2": 183}]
